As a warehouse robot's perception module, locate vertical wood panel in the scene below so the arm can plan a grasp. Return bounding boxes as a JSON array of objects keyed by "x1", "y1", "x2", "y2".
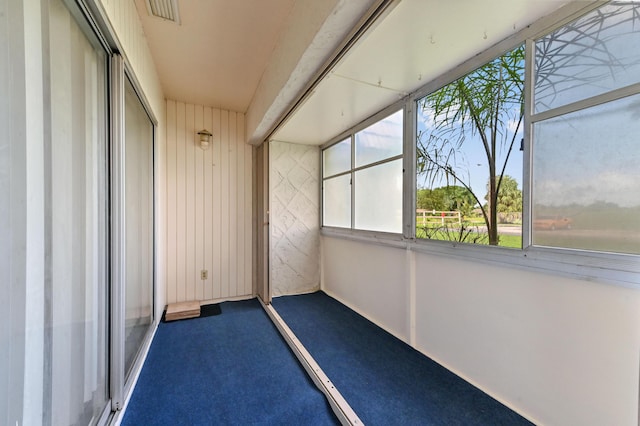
[
  {"x1": 236, "y1": 114, "x2": 245, "y2": 295},
  {"x1": 211, "y1": 109, "x2": 221, "y2": 299},
  {"x1": 203, "y1": 107, "x2": 214, "y2": 300},
  {"x1": 185, "y1": 104, "x2": 195, "y2": 302},
  {"x1": 116, "y1": 0, "x2": 123, "y2": 43},
  {"x1": 194, "y1": 105, "x2": 204, "y2": 301},
  {"x1": 219, "y1": 110, "x2": 229, "y2": 298},
  {"x1": 166, "y1": 100, "x2": 177, "y2": 303},
  {"x1": 228, "y1": 112, "x2": 238, "y2": 296},
  {"x1": 243, "y1": 126, "x2": 253, "y2": 296},
  {"x1": 112, "y1": 0, "x2": 120, "y2": 37},
  {"x1": 128, "y1": 1, "x2": 135, "y2": 60},
  {"x1": 164, "y1": 101, "x2": 251, "y2": 304},
  {"x1": 175, "y1": 102, "x2": 186, "y2": 302},
  {"x1": 122, "y1": 0, "x2": 129, "y2": 53}
]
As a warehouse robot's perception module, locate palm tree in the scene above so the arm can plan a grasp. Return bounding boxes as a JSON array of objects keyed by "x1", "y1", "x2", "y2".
[
  {"x1": 487, "y1": 175, "x2": 522, "y2": 214},
  {"x1": 417, "y1": 45, "x2": 524, "y2": 245}
]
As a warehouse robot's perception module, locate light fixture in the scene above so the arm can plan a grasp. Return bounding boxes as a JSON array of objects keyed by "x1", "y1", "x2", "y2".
[{"x1": 197, "y1": 129, "x2": 212, "y2": 150}]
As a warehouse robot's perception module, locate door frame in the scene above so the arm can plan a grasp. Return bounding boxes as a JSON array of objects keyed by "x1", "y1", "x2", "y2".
[{"x1": 255, "y1": 142, "x2": 270, "y2": 303}]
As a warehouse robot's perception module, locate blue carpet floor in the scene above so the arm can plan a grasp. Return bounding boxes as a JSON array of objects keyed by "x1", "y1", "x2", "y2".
[
  {"x1": 122, "y1": 298, "x2": 339, "y2": 425},
  {"x1": 272, "y1": 291, "x2": 533, "y2": 426}
]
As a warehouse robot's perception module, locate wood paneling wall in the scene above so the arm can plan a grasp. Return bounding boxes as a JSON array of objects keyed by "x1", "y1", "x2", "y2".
[{"x1": 165, "y1": 100, "x2": 253, "y2": 304}]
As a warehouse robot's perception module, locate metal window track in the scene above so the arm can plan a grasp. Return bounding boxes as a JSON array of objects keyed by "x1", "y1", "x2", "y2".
[{"x1": 260, "y1": 300, "x2": 363, "y2": 426}]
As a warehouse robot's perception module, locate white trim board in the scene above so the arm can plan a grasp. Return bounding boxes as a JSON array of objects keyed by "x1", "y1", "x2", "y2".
[{"x1": 260, "y1": 300, "x2": 363, "y2": 426}]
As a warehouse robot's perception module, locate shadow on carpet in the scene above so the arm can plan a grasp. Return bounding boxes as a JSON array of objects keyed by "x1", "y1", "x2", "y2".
[
  {"x1": 122, "y1": 298, "x2": 339, "y2": 425},
  {"x1": 160, "y1": 302, "x2": 222, "y2": 323},
  {"x1": 271, "y1": 291, "x2": 534, "y2": 426}
]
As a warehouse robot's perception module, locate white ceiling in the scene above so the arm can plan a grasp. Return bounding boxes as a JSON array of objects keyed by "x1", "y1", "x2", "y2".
[
  {"x1": 134, "y1": 0, "x2": 296, "y2": 112},
  {"x1": 272, "y1": 0, "x2": 573, "y2": 146},
  {"x1": 134, "y1": 0, "x2": 583, "y2": 147}
]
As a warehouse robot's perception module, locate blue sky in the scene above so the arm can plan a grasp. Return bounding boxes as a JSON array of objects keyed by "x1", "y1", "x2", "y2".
[{"x1": 416, "y1": 102, "x2": 523, "y2": 203}]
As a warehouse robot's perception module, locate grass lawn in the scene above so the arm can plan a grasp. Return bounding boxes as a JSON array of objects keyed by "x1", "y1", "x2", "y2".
[
  {"x1": 416, "y1": 225, "x2": 522, "y2": 248},
  {"x1": 495, "y1": 234, "x2": 522, "y2": 248}
]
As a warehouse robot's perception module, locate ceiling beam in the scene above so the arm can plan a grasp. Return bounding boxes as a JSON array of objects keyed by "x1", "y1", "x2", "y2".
[{"x1": 245, "y1": 0, "x2": 382, "y2": 146}]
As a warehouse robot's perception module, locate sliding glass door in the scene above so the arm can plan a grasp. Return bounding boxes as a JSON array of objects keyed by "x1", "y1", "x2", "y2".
[
  {"x1": 1, "y1": 1, "x2": 156, "y2": 423},
  {"x1": 47, "y1": 0, "x2": 109, "y2": 423},
  {"x1": 123, "y1": 77, "x2": 155, "y2": 379}
]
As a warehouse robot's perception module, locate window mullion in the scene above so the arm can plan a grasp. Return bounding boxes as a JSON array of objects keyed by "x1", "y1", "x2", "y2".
[
  {"x1": 531, "y1": 81, "x2": 640, "y2": 124},
  {"x1": 350, "y1": 134, "x2": 355, "y2": 230},
  {"x1": 322, "y1": 170, "x2": 352, "y2": 181},
  {"x1": 522, "y1": 38, "x2": 534, "y2": 249},
  {"x1": 352, "y1": 154, "x2": 403, "y2": 173},
  {"x1": 404, "y1": 100, "x2": 416, "y2": 240}
]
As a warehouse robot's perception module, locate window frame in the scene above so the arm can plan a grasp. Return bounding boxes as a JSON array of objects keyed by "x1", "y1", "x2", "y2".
[
  {"x1": 527, "y1": 4, "x2": 640, "y2": 255},
  {"x1": 321, "y1": 102, "x2": 406, "y2": 236},
  {"x1": 112, "y1": 60, "x2": 159, "y2": 409},
  {"x1": 319, "y1": 1, "x2": 640, "y2": 290},
  {"x1": 413, "y1": 42, "x2": 526, "y2": 249}
]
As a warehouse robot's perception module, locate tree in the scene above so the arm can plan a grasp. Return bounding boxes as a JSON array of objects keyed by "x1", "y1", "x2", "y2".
[
  {"x1": 440, "y1": 185, "x2": 476, "y2": 217},
  {"x1": 417, "y1": 44, "x2": 524, "y2": 245},
  {"x1": 486, "y1": 175, "x2": 522, "y2": 213},
  {"x1": 417, "y1": 185, "x2": 476, "y2": 216},
  {"x1": 416, "y1": 188, "x2": 445, "y2": 210}
]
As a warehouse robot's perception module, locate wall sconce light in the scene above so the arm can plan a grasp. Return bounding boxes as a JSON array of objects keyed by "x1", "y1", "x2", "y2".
[{"x1": 197, "y1": 129, "x2": 212, "y2": 150}]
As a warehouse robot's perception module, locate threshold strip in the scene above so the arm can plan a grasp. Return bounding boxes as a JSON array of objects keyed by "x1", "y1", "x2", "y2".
[{"x1": 260, "y1": 300, "x2": 363, "y2": 426}]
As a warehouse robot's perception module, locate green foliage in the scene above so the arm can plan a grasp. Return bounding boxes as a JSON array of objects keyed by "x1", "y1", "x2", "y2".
[
  {"x1": 417, "y1": 188, "x2": 445, "y2": 210},
  {"x1": 416, "y1": 224, "x2": 489, "y2": 245},
  {"x1": 417, "y1": 185, "x2": 476, "y2": 215},
  {"x1": 415, "y1": 224, "x2": 522, "y2": 248},
  {"x1": 485, "y1": 175, "x2": 522, "y2": 213},
  {"x1": 494, "y1": 234, "x2": 522, "y2": 248}
]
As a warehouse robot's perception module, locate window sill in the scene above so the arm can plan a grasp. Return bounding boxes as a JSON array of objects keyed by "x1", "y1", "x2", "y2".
[{"x1": 320, "y1": 227, "x2": 640, "y2": 290}]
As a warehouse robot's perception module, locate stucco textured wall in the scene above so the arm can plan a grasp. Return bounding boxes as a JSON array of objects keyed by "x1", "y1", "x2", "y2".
[{"x1": 270, "y1": 141, "x2": 320, "y2": 296}]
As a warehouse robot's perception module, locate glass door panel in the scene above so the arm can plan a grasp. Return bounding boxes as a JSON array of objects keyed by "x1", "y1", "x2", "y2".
[
  {"x1": 123, "y1": 77, "x2": 154, "y2": 378},
  {"x1": 48, "y1": 0, "x2": 109, "y2": 423}
]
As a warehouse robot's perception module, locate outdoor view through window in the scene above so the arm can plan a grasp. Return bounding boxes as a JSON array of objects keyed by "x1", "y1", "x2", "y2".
[
  {"x1": 321, "y1": 1, "x2": 639, "y2": 256},
  {"x1": 531, "y1": 2, "x2": 640, "y2": 255},
  {"x1": 416, "y1": 45, "x2": 525, "y2": 247}
]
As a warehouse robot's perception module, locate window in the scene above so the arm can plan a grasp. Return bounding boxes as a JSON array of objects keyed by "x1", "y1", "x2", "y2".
[
  {"x1": 323, "y1": 138, "x2": 351, "y2": 228},
  {"x1": 416, "y1": 45, "x2": 524, "y2": 248},
  {"x1": 322, "y1": 110, "x2": 404, "y2": 233},
  {"x1": 531, "y1": 2, "x2": 640, "y2": 255},
  {"x1": 124, "y1": 77, "x2": 155, "y2": 377},
  {"x1": 319, "y1": 1, "x2": 639, "y2": 283}
]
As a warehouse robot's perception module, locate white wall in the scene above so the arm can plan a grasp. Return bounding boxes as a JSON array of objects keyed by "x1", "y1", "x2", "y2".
[
  {"x1": 322, "y1": 236, "x2": 640, "y2": 426},
  {"x1": 269, "y1": 141, "x2": 320, "y2": 296},
  {"x1": 165, "y1": 101, "x2": 253, "y2": 304}
]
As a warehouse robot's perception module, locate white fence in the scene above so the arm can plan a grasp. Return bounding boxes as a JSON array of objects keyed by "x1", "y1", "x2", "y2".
[{"x1": 416, "y1": 209, "x2": 461, "y2": 227}]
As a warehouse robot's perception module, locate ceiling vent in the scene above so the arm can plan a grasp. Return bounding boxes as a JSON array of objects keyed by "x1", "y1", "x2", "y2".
[{"x1": 145, "y1": 0, "x2": 181, "y2": 24}]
